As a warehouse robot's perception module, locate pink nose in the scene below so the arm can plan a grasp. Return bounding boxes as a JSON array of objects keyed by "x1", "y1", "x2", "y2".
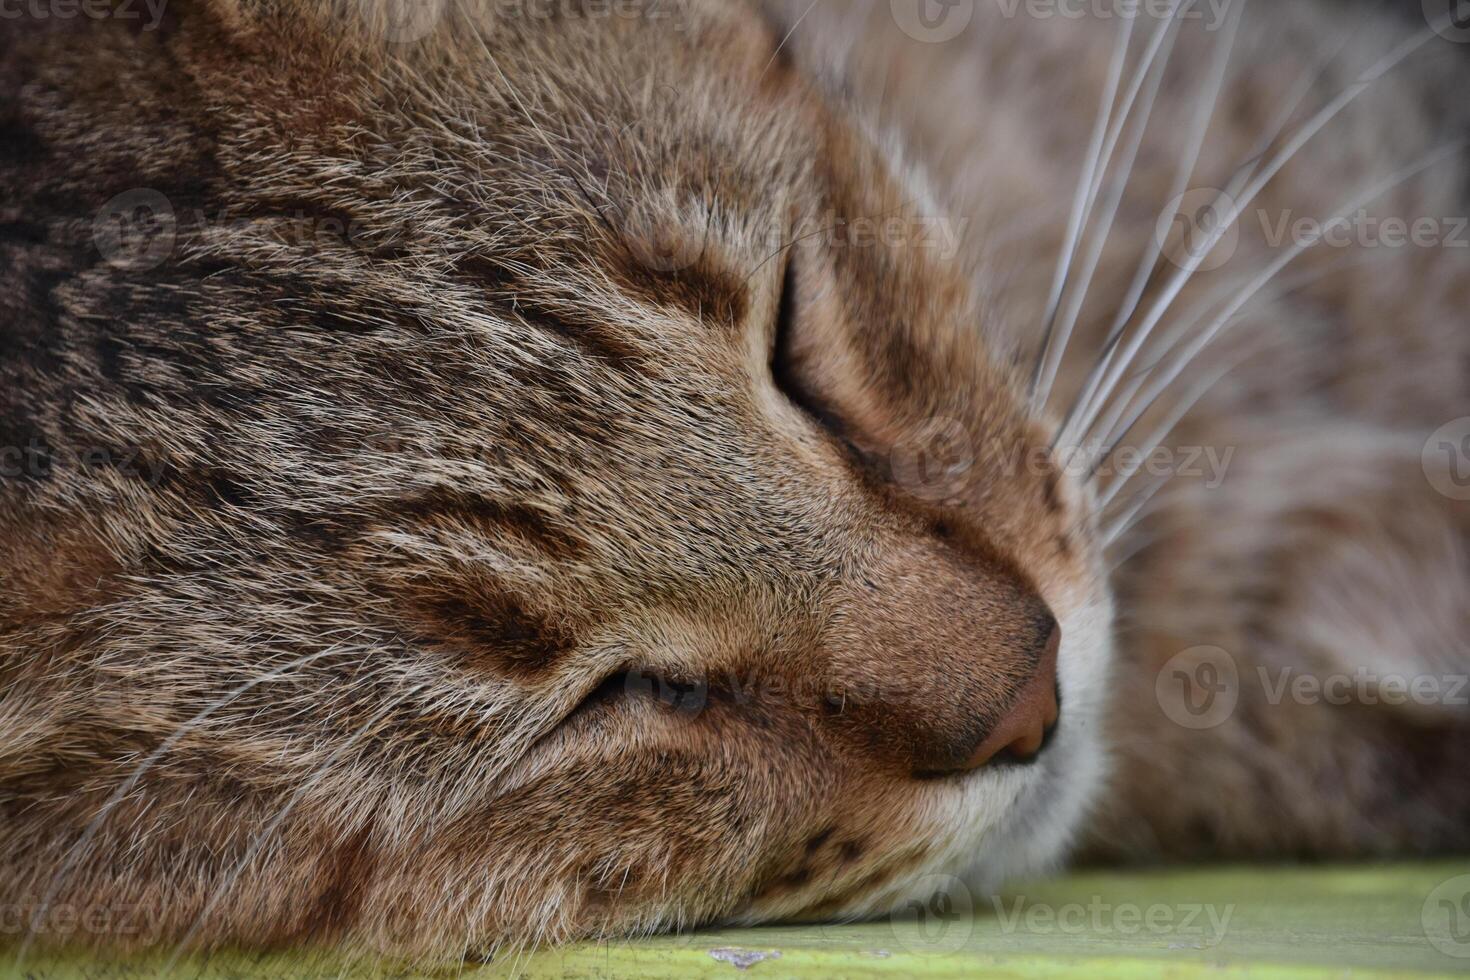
[
  {"x1": 822, "y1": 539, "x2": 1064, "y2": 780},
  {"x1": 954, "y1": 621, "x2": 1061, "y2": 772}
]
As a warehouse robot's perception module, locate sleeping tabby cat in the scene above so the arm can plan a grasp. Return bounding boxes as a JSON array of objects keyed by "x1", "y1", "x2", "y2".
[{"x1": 1, "y1": 0, "x2": 1467, "y2": 962}]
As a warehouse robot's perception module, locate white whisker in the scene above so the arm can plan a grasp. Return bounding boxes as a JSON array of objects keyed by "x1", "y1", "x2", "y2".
[
  {"x1": 1093, "y1": 138, "x2": 1465, "y2": 464},
  {"x1": 1029, "y1": 12, "x2": 1136, "y2": 408},
  {"x1": 1084, "y1": 243, "x2": 1390, "y2": 450},
  {"x1": 1055, "y1": 0, "x2": 1244, "y2": 446},
  {"x1": 1065, "y1": 155, "x2": 1256, "y2": 450},
  {"x1": 1070, "y1": 18, "x2": 1450, "y2": 443},
  {"x1": 1093, "y1": 353, "x2": 1245, "y2": 514},
  {"x1": 763, "y1": 0, "x2": 823, "y2": 79},
  {"x1": 1105, "y1": 524, "x2": 1164, "y2": 575},
  {"x1": 1033, "y1": 0, "x2": 1191, "y2": 416},
  {"x1": 1130, "y1": 241, "x2": 1387, "y2": 382},
  {"x1": 1101, "y1": 470, "x2": 1174, "y2": 544}
]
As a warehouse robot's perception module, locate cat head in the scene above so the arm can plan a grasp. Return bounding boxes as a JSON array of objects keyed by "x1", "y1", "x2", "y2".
[{"x1": 0, "y1": 0, "x2": 1111, "y2": 956}]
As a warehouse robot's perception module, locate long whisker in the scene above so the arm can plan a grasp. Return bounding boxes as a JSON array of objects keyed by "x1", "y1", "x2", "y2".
[
  {"x1": 1054, "y1": 0, "x2": 1245, "y2": 446},
  {"x1": 1029, "y1": 12, "x2": 1136, "y2": 408},
  {"x1": 1223, "y1": 11, "x2": 1361, "y2": 179},
  {"x1": 1063, "y1": 152, "x2": 1256, "y2": 452},
  {"x1": 763, "y1": 0, "x2": 823, "y2": 79},
  {"x1": 1101, "y1": 469, "x2": 1175, "y2": 544},
  {"x1": 1032, "y1": 0, "x2": 1191, "y2": 415},
  {"x1": 1071, "y1": 17, "x2": 1452, "y2": 443},
  {"x1": 1092, "y1": 353, "x2": 1245, "y2": 515},
  {"x1": 1092, "y1": 138, "x2": 1465, "y2": 468},
  {"x1": 1125, "y1": 238, "x2": 1385, "y2": 383},
  {"x1": 1105, "y1": 524, "x2": 1164, "y2": 575},
  {"x1": 1063, "y1": 8, "x2": 1360, "y2": 450},
  {"x1": 1083, "y1": 304, "x2": 1246, "y2": 462},
  {"x1": 1081, "y1": 235, "x2": 1388, "y2": 452}
]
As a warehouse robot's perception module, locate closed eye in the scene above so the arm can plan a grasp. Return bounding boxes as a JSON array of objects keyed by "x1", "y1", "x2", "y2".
[
  {"x1": 560, "y1": 671, "x2": 630, "y2": 725},
  {"x1": 768, "y1": 249, "x2": 849, "y2": 439},
  {"x1": 558, "y1": 668, "x2": 710, "y2": 730}
]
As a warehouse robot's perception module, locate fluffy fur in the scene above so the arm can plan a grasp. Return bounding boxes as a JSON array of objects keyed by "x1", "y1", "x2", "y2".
[{"x1": 0, "y1": 0, "x2": 1465, "y2": 964}]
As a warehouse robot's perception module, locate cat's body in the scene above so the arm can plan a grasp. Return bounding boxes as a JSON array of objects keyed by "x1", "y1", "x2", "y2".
[{"x1": 0, "y1": 0, "x2": 1466, "y2": 962}]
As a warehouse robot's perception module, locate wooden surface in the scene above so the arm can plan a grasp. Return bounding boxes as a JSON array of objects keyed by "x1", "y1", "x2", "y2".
[{"x1": 8, "y1": 862, "x2": 1470, "y2": 978}]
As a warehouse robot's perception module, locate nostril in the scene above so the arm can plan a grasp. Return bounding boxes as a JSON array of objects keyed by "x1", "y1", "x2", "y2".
[
  {"x1": 989, "y1": 679, "x2": 1062, "y2": 766},
  {"x1": 917, "y1": 618, "x2": 1061, "y2": 778}
]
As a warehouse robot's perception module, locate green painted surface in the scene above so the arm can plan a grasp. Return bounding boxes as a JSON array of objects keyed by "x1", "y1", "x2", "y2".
[{"x1": 8, "y1": 863, "x2": 1470, "y2": 978}]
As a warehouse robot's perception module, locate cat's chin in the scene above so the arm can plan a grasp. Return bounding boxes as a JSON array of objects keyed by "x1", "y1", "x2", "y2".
[
  {"x1": 960, "y1": 730, "x2": 1109, "y2": 895},
  {"x1": 931, "y1": 589, "x2": 1113, "y2": 897},
  {"x1": 963, "y1": 589, "x2": 1115, "y2": 892}
]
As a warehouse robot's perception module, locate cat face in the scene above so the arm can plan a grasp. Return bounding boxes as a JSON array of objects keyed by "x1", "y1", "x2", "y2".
[{"x1": 0, "y1": 0, "x2": 1111, "y2": 956}]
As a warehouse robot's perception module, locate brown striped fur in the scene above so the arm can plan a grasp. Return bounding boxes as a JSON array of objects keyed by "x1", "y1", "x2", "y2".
[{"x1": 1, "y1": 0, "x2": 1467, "y2": 964}]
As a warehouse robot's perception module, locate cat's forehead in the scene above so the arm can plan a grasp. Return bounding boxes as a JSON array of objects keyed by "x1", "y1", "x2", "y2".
[
  {"x1": 279, "y1": 6, "x2": 807, "y2": 315},
  {"x1": 182, "y1": 0, "x2": 1068, "y2": 585}
]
